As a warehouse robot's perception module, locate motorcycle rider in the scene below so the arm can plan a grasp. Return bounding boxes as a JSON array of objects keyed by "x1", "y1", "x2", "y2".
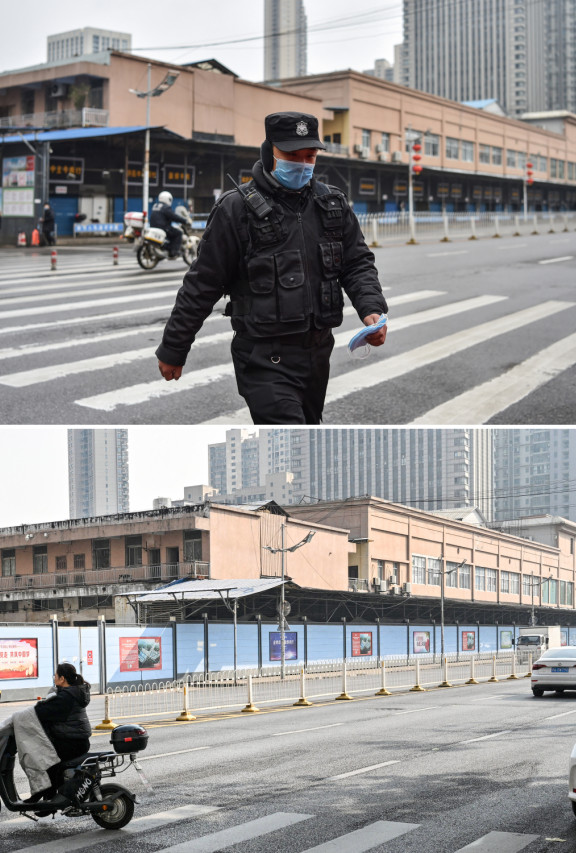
[{"x1": 149, "y1": 191, "x2": 187, "y2": 259}]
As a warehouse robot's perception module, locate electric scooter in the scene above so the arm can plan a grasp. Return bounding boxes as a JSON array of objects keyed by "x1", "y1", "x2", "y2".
[{"x1": 0, "y1": 724, "x2": 149, "y2": 829}]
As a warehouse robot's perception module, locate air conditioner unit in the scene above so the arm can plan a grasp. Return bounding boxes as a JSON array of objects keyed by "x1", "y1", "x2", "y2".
[
  {"x1": 378, "y1": 152, "x2": 390, "y2": 162},
  {"x1": 359, "y1": 147, "x2": 370, "y2": 159},
  {"x1": 353, "y1": 143, "x2": 363, "y2": 154},
  {"x1": 389, "y1": 584, "x2": 401, "y2": 595},
  {"x1": 391, "y1": 151, "x2": 403, "y2": 163},
  {"x1": 50, "y1": 83, "x2": 67, "y2": 98},
  {"x1": 375, "y1": 144, "x2": 385, "y2": 153},
  {"x1": 403, "y1": 583, "x2": 412, "y2": 594},
  {"x1": 388, "y1": 575, "x2": 395, "y2": 585},
  {"x1": 372, "y1": 577, "x2": 381, "y2": 590}
]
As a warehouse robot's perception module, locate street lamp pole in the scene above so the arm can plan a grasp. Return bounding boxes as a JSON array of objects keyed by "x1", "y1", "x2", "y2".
[
  {"x1": 143, "y1": 63, "x2": 151, "y2": 218},
  {"x1": 440, "y1": 555, "x2": 466, "y2": 660}
]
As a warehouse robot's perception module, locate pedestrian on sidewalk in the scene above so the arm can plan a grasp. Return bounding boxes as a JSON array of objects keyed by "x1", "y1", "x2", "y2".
[
  {"x1": 39, "y1": 203, "x2": 56, "y2": 246},
  {"x1": 156, "y1": 111, "x2": 387, "y2": 424}
]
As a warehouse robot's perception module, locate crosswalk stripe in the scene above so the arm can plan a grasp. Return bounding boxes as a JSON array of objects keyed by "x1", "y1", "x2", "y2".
[
  {"x1": 411, "y1": 330, "x2": 576, "y2": 423},
  {"x1": 199, "y1": 300, "x2": 568, "y2": 425},
  {"x1": 323, "y1": 300, "x2": 573, "y2": 406},
  {"x1": 301, "y1": 820, "x2": 420, "y2": 852},
  {"x1": 454, "y1": 830, "x2": 540, "y2": 852},
  {"x1": 0, "y1": 269, "x2": 179, "y2": 296},
  {"x1": 0, "y1": 290, "x2": 176, "y2": 321},
  {"x1": 74, "y1": 296, "x2": 506, "y2": 412},
  {"x1": 155, "y1": 812, "x2": 313, "y2": 853},
  {"x1": 5, "y1": 803, "x2": 220, "y2": 853},
  {"x1": 0, "y1": 279, "x2": 177, "y2": 308}
]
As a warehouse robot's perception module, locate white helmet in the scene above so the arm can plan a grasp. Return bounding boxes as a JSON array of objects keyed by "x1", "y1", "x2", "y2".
[{"x1": 158, "y1": 191, "x2": 173, "y2": 205}]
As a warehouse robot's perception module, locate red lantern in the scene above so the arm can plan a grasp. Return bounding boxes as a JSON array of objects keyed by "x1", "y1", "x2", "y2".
[
  {"x1": 412, "y1": 164, "x2": 423, "y2": 174},
  {"x1": 412, "y1": 143, "x2": 422, "y2": 152},
  {"x1": 527, "y1": 179, "x2": 534, "y2": 186},
  {"x1": 412, "y1": 154, "x2": 422, "y2": 161},
  {"x1": 526, "y1": 162, "x2": 533, "y2": 169}
]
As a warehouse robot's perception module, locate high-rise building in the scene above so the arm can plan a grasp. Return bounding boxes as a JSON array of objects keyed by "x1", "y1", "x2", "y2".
[
  {"x1": 264, "y1": 0, "x2": 307, "y2": 82},
  {"x1": 208, "y1": 429, "x2": 493, "y2": 518},
  {"x1": 493, "y1": 429, "x2": 576, "y2": 523},
  {"x1": 47, "y1": 28, "x2": 131, "y2": 63},
  {"x1": 68, "y1": 429, "x2": 129, "y2": 519},
  {"x1": 401, "y1": 0, "x2": 576, "y2": 117}
]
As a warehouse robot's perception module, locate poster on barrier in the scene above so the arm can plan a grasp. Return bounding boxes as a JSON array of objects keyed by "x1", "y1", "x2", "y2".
[
  {"x1": 500, "y1": 630, "x2": 513, "y2": 650},
  {"x1": 462, "y1": 631, "x2": 476, "y2": 651},
  {"x1": 269, "y1": 632, "x2": 297, "y2": 661},
  {"x1": 413, "y1": 631, "x2": 430, "y2": 654},
  {"x1": 119, "y1": 637, "x2": 162, "y2": 672},
  {"x1": 352, "y1": 632, "x2": 372, "y2": 656},
  {"x1": 0, "y1": 638, "x2": 38, "y2": 679}
]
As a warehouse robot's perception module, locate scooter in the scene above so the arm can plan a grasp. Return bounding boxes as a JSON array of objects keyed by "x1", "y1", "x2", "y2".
[
  {"x1": 0, "y1": 724, "x2": 149, "y2": 829},
  {"x1": 123, "y1": 207, "x2": 200, "y2": 271}
]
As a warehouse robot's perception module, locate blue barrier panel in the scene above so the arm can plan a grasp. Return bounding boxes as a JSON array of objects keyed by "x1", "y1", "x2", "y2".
[
  {"x1": 73, "y1": 222, "x2": 124, "y2": 235},
  {"x1": 176, "y1": 623, "x2": 205, "y2": 675},
  {"x1": 105, "y1": 625, "x2": 174, "y2": 683}
]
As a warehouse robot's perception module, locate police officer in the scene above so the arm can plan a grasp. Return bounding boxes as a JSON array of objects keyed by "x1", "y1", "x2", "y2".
[
  {"x1": 150, "y1": 191, "x2": 187, "y2": 258},
  {"x1": 156, "y1": 111, "x2": 388, "y2": 424}
]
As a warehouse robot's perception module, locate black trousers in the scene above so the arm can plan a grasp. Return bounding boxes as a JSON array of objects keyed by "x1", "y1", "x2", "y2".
[{"x1": 231, "y1": 328, "x2": 334, "y2": 425}]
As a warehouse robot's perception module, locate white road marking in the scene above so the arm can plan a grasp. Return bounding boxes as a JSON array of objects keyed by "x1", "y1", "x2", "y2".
[
  {"x1": 0, "y1": 290, "x2": 177, "y2": 321},
  {"x1": 538, "y1": 255, "x2": 573, "y2": 264},
  {"x1": 156, "y1": 812, "x2": 313, "y2": 853},
  {"x1": 138, "y1": 746, "x2": 210, "y2": 760},
  {"x1": 0, "y1": 268, "x2": 178, "y2": 294},
  {"x1": 411, "y1": 330, "x2": 576, "y2": 424},
  {"x1": 272, "y1": 724, "x2": 343, "y2": 736},
  {"x1": 6, "y1": 803, "x2": 221, "y2": 853},
  {"x1": 544, "y1": 709, "x2": 576, "y2": 720},
  {"x1": 76, "y1": 296, "x2": 507, "y2": 412},
  {"x1": 458, "y1": 730, "x2": 511, "y2": 744},
  {"x1": 393, "y1": 707, "x2": 435, "y2": 715},
  {"x1": 0, "y1": 278, "x2": 178, "y2": 308},
  {"x1": 454, "y1": 830, "x2": 539, "y2": 852},
  {"x1": 426, "y1": 250, "x2": 469, "y2": 257},
  {"x1": 498, "y1": 243, "x2": 527, "y2": 249},
  {"x1": 301, "y1": 820, "x2": 420, "y2": 851},
  {"x1": 330, "y1": 759, "x2": 400, "y2": 779}
]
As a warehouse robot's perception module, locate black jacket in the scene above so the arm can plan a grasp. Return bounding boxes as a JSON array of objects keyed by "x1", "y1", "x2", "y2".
[
  {"x1": 35, "y1": 683, "x2": 92, "y2": 746},
  {"x1": 156, "y1": 161, "x2": 387, "y2": 366},
  {"x1": 150, "y1": 202, "x2": 187, "y2": 231}
]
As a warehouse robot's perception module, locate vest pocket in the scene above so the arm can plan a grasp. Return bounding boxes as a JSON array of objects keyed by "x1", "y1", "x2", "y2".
[
  {"x1": 320, "y1": 279, "x2": 344, "y2": 318},
  {"x1": 275, "y1": 249, "x2": 307, "y2": 321},
  {"x1": 319, "y1": 241, "x2": 343, "y2": 273},
  {"x1": 247, "y1": 255, "x2": 277, "y2": 322}
]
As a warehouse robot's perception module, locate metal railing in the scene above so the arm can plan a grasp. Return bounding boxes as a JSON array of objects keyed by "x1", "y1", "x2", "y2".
[
  {"x1": 101, "y1": 651, "x2": 526, "y2": 724},
  {"x1": 0, "y1": 561, "x2": 209, "y2": 592},
  {"x1": 0, "y1": 108, "x2": 109, "y2": 129},
  {"x1": 356, "y1": 210, "x2": 576, "y2": 245}
]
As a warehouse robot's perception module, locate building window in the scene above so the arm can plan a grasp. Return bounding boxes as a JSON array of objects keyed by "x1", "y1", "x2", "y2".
[
  {"x1": 492, "y1": 147, "x2": 503, "y2": 165},
  {"x1": 125, "y1": 535, "x2": 142, "y2": 567},
  {"x1": 479, "y1": 144, "x2": 491, "y2": 164},
  {"x1": 412, "y1": 555, "x2": 426, "y2": 584},
  {"x1": 93, "y1": 539, "x2": 110, "y2": 570},
  {"x1": 183, "y1": 530, "x2": 202, "y2": 562},
  {"x1": 461, "y1": 140, "x2": 474, "y2": 162},
  {"x1": 475, "y1": 566, "x2": 485, "y2": 591},
  {"x1": 458, "y1": 563, "x2": 471, "y2": 589},
  {"x1": 486, "y1": 569, "x2": 497, "y2": 592},
  {"x1": 361, "y1": 129, "x2": 371, "y2": 149},
  {"x1": 507, "y1": 149, "x2": 517, "y2": 167},
  {"x1": 380, "y1": 132, "x2": 390, "y2": 153},
  {"x1": 1, "y1": 549, "x2": 16, "y2": 577},
  {"x1": 446, "y1": 561, "x2": 459, "y2": 588},
  {"x1": 446, "y1": 137, "x2": 459, "y2": 159},
  {"x1": 74, "y1": 553, "x2": 85, "y2": 570},
  {"x1": 427, "y1": 557, "x2": 442, "y2": 586},
  {"x1": 33, "y1": 546, "x2": 48, "y2": 575},
  {"x1": 56, "y1": 555, "x2": 67, "y2": 571},
  {"x1": 425, "y1": 133, "x2": 439, "y2": 157},
  {"x1": 92, "y1": 35, "x2": 100, "y2": 52}
]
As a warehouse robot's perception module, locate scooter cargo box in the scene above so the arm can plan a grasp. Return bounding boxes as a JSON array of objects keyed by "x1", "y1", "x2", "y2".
[
  {"x1": 143, "y1": 227, "x2": 166, "y2": 244},
  {"x1": 123, "y1": 211, "x2": 145, "y2": 229},
  {"x1": 110, "y1": 724, "x2": 148, "y2": 754}
]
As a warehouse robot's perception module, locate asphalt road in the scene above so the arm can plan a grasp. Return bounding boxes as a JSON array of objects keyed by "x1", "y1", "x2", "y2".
[
  {"x1": 0, "y1": 230, "x2": 574, "y2": 425},
  {"x1": 1, "y1": 678, "x2": 576, "y2": 852}
]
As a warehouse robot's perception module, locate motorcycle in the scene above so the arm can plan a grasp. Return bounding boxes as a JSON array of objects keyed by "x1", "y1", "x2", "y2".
[
  {"x1": 123, "y1": 206, "x2": 200, "y2": 271},
  {"x1": 0, "y1": 724, "x2": 149, "y2": 829}
]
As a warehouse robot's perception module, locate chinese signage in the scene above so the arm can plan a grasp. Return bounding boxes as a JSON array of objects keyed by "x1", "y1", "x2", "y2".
[
  {"x1": 239, "y1": 170, "x2": 252, "y2": 185},
  {"x1": 413, "y1": 181, "x2": 424, "y2": 199},
  {"x1": 119, "y1": 636, "x2": 162, "y2": 672},
  {"x1": 49, "y1": 157, "x2": 84, "y2": 183},
  {"x1": 162, "y1": 164, "x2": 196, "y2": 188},
  {"x1": 413, "y1": 631, "x2": 430, "y2": 654},
  {"x1": 462, "y1": 631, "x2": 476, "y2": 651},
  {"x1": 358, "y1": 178, "x2": 376, "y2": 196},
  {"x1": 500, "y1": 630, "x2": 513, "y2": 650},
  {"x1": 269, "y1": 632, "x2": 298, "y2": 661},
  {"x1": 0, "y1": 639, "x2": 38, "y2": 679},
  {"x1": 351, "y1": 632, "x2": 372, "y2": 656},
  {"x1": 483, "y1": 187, "x2": 493, "y2": 200},
  {"x1": 2, "y1": 155, "x2": 35, "y2": 217},
  {"x1": 393, "y1": 179, "x2": 407, "y2": 197},
  {"x1": 472, "y1": 186, "x2": 483, "y2": 200},
  {"x1": 127, "y1": 162, "x2": 159, "y2": 186},
  {"x1": 437, "y1": 183, "x2": 449, "y2": 198},
  {"x1": 450, "y1": 184, "x2": 462, "y2": 199}
]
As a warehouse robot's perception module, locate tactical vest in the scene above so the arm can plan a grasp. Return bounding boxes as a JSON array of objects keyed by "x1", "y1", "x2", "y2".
[{"x1": 224, "y1": 180, "x2": 347, "y2": 338}]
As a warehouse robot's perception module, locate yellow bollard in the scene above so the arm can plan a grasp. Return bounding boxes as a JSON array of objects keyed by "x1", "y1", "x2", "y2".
[
  {"x1": 524, "y1": 652, "x2": 533, "y2": 678},
  {"x1": 293, "y1": 668, "x2": 313, "y2": 706},
  {"x1": 488, "y1": 654, "x2": 499, "y2": 683},
  {"x1": 410, "y1": 658, "x2": 426, "y2": 692},
  {"x1": 375, "y1": 661, "x2": 391, "y2": 696},
  {"x1": 241, "y1": 675, "x2": 259, "y2": 713},
  {"x1": 176, "y1": 684, "x2": 196, "y2": 721},
  {"x1": 438, "y1": 655, "x2": 453, "y2": 688},
  {"x1": 466, "y1": 656, "x2": 479, "y2": 685},
  {"x1": 507, "y1": 653, "x2": 520, "y2": 680},
  {"x1": 335, "y1": 660, "x2": 353, "y2": 700},
  {"x1": 94, "y1": 693, "x2": 116, "y2": 730}
]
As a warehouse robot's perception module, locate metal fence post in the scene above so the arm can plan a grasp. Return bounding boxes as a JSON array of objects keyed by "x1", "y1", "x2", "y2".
[
  {"x1": 466, "y1": 656, "x2": 478, "y2": 684},
  {"x1": 241, "y1": 675, "x2": 259, "y2": 713},
  {"x1": 336, "y1": 658, "x2": 353, "y2": 700},
  {"x1": 375, "y1": 661, "x2": 391, "y2": 696},
  {"x1": 438, "y1": 655, "x2": 453, "y2": 688},
  {"x1": 176, "y1": 683, "x2": 196, "y2": 721},
  {"x1": 410, "y1": 658, "x2": 426, "y2": 692}
]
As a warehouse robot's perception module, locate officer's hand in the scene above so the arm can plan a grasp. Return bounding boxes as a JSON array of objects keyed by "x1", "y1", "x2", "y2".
[
  {"x1": 362, "y1": 314, "x2": 388, "y2": 347},
  {"x1": 158, "y1": 360, "x2": 183, "y2": 381}
]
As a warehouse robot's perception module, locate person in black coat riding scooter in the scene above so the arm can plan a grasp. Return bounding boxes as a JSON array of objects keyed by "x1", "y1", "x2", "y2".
[{"x1": 149, "y1": 191, "x2": 187, "y2": 259}]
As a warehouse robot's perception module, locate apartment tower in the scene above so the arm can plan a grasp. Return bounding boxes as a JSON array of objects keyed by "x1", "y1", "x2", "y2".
[
  {"x1": 68, "y1": 429, "x2": 129, "y2": 519},
  {"x1": 264, "y1": 0, "x2": 307, "y2": 82}
]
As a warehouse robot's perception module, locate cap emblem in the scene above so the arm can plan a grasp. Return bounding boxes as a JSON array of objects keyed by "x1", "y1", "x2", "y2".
[{"x1": 295, "y1": 121, "x2": 308, "y2": 137}]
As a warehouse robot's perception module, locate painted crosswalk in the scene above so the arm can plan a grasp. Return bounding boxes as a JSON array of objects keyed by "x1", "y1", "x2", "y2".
[
  {"x1": 1, "y1": 255, "x2": 575, "y2": 424},
  {"x1": 0, "y1": 806, "x2": 547, "y2": 853}
]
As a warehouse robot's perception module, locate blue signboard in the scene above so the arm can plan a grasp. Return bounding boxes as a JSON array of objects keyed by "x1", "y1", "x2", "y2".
[{"x1": 269, "y1": 632, "x2": 298, "y2": 661}]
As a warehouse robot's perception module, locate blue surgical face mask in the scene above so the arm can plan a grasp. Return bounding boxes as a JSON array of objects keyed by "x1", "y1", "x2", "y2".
[{"x1": 272, "y1": 157, "x2": 315, "y2": 190}]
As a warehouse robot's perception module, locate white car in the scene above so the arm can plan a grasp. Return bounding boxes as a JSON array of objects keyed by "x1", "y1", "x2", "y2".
[
  {"x1": 531, "y1": 646, "x2": 576, "y2": 697},
  {"x1": 569, "y1": 742, "x2": 576, "y2": 815}
]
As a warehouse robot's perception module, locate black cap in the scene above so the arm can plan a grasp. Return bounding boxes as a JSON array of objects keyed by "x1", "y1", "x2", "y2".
[{"x1": 265, "y1": 112, "x2": 326, "y2": 152}]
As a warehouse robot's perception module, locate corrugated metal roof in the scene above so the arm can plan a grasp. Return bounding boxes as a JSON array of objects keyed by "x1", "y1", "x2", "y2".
[
  {"x1": 131, "y1": 577, "x2": 291, "y2": 603},
  {"x1": 0, "y1": 125, "x2": 180, "y2": 144}
]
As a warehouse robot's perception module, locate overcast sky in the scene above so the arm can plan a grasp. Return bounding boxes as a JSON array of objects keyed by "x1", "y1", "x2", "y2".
[
  {"x1": 0, "y1": 426, "x2": 229, "y2": 528},
  {"x1": 0, "y1": 1, "x2": 403, "y2": 79}
]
